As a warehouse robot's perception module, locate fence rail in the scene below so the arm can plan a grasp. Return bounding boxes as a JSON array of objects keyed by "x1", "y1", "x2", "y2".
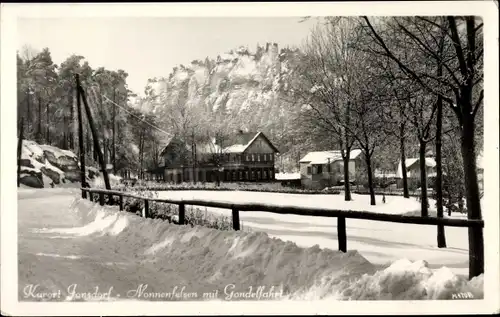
[{"x1": 80, "y1": 187, "x2": 484, "y2": 279}]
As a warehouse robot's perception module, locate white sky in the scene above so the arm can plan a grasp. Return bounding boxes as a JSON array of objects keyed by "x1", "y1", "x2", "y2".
[{"x1": 17, "y1": 17, "x2": 316, "y2": 95}]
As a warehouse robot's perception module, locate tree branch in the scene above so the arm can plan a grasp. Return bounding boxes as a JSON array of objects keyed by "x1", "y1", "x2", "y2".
[
  {"x1": 361, "y1": 16, "x2": 454, "y2": 105},
  {"x1": 472, "y1": 89, "x2": 483, "y2": 119},
  {"x1": 447, "y1": 16, "x2": 468, "y2": 77}
]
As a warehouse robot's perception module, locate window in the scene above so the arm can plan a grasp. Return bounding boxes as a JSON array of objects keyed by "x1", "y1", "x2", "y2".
[
  {"x1": 316, "y1": 165, "x2": 323, "y2": 174},
  {"x1": 263, "y1": 154, "x2": 267, "y2": 161},
  {"x1": 307, "y1": 166, "x2": 312, "y2": 175},
  {"x1": 257, "y1": 154, "x2": 261, "y2": 162},
  {"x1": 252, "y1": 154, "x2": 255, "y2": 162},
  {"x1": 239, "y1": 171, "x2": 242, "y2": 180},
  {"x1": 271, "y1": 153, "x2": 274, "y2": 161},
  {"x1": 263, "y1": 171, "x2": 268, "y2": 180},
  {"x1": 246, "y1": 155, "x2": 250, "y2": 162}
]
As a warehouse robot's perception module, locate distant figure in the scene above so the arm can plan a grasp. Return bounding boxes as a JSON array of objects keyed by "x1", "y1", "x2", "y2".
[{"x1": 382, "y1": 193, "x2": 386, "y2": 204}]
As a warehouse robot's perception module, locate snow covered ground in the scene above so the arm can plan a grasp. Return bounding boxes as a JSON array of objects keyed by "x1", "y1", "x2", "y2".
[
  {"x1": 154, "y1": 191, "x2": 473, "y2": 276},
  {"x1": 17, "y1": 188, "x2": 483, "y2": 303}
]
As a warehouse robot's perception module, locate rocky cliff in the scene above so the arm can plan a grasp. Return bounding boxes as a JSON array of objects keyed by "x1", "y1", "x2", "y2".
[
  {"x1": 138, "y1": 43, "x2": 307, "y2": 172},
  {"x1": 19, "y1": 139, "x2": 120, "y2": 188}
]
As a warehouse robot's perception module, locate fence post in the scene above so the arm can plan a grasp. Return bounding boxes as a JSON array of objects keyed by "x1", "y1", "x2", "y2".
[
  {"x1": 108, "y1": 194, "x2": 114, "y2": 206},
  {"x1": 232, "y1": 208, "x2": 240, "y2": 231},
  {"x1": 143, "y1": 199, "x2": 149, "y2": 218},
  {"x1": 88, "y1": 191, "x2": 93, "y2": 202},
  {"x1": 469, "y1": 226, "x2": 484, "y2": 280},
  {"x1": 119, "y1": 195, "x2": 123, "y2": 211},
  {"x1": 337, "y1": 216, "x2": 347, "y2": 252},
  {"x1": 178, "y1": 203, "x2": 185, "y2": 224},
  {"x1": 99, "y1": 193, "x2": 105, "y2": 206}
]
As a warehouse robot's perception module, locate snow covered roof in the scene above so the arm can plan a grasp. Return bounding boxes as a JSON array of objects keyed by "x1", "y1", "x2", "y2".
[
  {"x1": 161, "y1": 131, "x2": 279, "y2": 156},
  {"x1": 299, "y1": 149, "x2": 362, "y2": 165},
  {"x1": 224, "y1": 144, "x2": 247, "y2": 153},
  {"x1": 374, "y1": 170, "x2": 398, "y2": 178},
  {"x1": 275, "y1": 172, "x2": 301, "y2": 180},
  {"x1": 396, "y1": 157, "x2": 436, "y2": 178}
]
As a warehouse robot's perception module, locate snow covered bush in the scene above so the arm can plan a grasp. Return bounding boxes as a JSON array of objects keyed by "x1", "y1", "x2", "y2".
[
  {"x1": 113, "y1": 181, "x2": 341, "y2": 195},
  {"x1": 120, "y1": 192, "x2": 235, "y2": 231}
]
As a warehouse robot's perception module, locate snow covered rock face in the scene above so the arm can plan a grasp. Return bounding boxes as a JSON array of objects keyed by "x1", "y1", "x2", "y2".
[
  {"x1": 40, "y1": 146, "x2": 80, "y2": 182},
  {"x1": 20, "y1": 169, "x2": 44, "y2": 188},
  {"x1": 18, "y1": 139, "x2": 97, "y2": 188},
  {"x1": 141, "y1": 43, "x2": 302, "y2": 131}
]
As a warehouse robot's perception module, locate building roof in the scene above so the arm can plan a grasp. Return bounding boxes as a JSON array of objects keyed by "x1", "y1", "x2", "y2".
[
  {"x1": 396, "y1": 157, "x2": 436, "y2": 178},
  {"x1": 223, "y1": 131, "x2": 280, "y2": 154},
  {"x1": 299, "y1": 149, "x2": 362, "y2": 165},
  {"x1": 275, "y1": 172, "x2": 301, "y2": 180},
  {"x1": 160, "y1": 131, "x2": 279, "y2": 157},
  {"x1": 374, "y1": 170, "x2": 398, "y2": 178}
]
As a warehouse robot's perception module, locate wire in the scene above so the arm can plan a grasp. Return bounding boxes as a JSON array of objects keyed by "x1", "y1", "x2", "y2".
[{"x1": 89, "y1": 86, "x2": 172, "y2": 137}]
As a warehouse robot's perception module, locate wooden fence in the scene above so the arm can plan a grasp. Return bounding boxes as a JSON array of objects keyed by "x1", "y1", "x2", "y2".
[{"x1": 81, "y1": 187, "x2": 484, "y2": 279}]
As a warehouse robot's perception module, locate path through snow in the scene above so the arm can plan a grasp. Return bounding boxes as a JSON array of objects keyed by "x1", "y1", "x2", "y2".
[{"x1": 18, "y1": 189, "x2": 483, "y2": 302}]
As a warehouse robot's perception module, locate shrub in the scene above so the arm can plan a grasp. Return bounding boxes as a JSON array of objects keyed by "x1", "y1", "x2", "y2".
[
  {"x1": 120, "y1": 195, "x2": 236, "y2": 231},
  {"x1": 113, "y1": 181, "x2": 341, "y2": 195}
]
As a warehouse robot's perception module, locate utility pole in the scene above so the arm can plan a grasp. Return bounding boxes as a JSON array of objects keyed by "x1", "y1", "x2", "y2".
[
  {"x1": 75, "y1": 74, "x2": 88, "y2": 197},
  {"x1": 77, "y1": 78, "x2": 112, "y2": 190}
]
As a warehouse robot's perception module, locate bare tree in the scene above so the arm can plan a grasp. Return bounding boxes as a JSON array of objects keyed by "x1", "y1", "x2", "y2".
[
  {"x1": 291, "y1": 18, "x2": 364, "y2": 200},
  {"x1": 361, "y1": 16, "x2": 484, "y2": 278}
]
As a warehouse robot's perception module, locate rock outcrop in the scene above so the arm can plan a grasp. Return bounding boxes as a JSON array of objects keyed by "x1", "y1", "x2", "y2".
[{"x1": 18, "y1": 139, "x2": 112, "y2": 188}]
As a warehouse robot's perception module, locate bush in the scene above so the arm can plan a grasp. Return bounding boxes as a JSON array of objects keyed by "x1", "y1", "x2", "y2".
[
  {"x1": 119, "y1": 193, "x2": 236, "y2": 231},
  {"x1": 113, "y1": 181, "x2": 341, "y2": 195}
]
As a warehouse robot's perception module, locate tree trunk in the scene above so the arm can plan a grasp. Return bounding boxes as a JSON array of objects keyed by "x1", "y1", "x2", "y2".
[
  {"x1": 67, "y1": 87, "x2": 73, "y2": 150},
  {"x1": 103, "y1": 139, "x2": 108, "y2": 165},
  {"x1": 448, "y1": 189, "x2": 452, "y2": 216},
  {"x1": 461, "y1": 111, "x2": 483, "y2": 279},
  {"x1": 436, "y1": 94, "x2": 446, "y2": 248},
  {"x1": 343, "y1": 101, "x2": 352, "y2": 201},
  {"x1": 365, "y1": 152, "x2": 376, "y2": 205},
  {"x1": 26, "y1": 90, "x2": 31, "y2": 135},
  {"x1": 45, "y1": 103, "x2": 50, "y2": 144},
  {"x1": 69, "y1": 90, "x2": 74, "y2": 150},
  {"x1": 399, "y1": 123, "x2": 410, "y2": 198},
  {"x1": 75, "y1": 74, "x2": 87, "y2": 190},
  {"x1": 86, "y1": 131, "x2": 92, "y2": 159},
  {"x1": 343, "y1": 152, "x2": 352, "y2": 201},
  {"x1": 419, "y1": 140, "x2": 429, "y2": 217},
  {"x1": 112, "y1": 89, "x2": 117, "y2": 175},
  {"x1": 139, "y1": 130, "x2": 144, "y2": 180},
  {"x1": 37, "y1": 95, "x2": 42, "y2": 143},
  {"x1": 17, "y1": 117, "x2": 24, "y2": 188},
  {"x1": 93, "y1": 141, "x2": 98, "y2": 162}
]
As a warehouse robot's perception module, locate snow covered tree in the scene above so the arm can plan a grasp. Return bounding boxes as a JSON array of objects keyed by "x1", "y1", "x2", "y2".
[
  {"x1": 361, "y1": 16, "x2": 484, "y2": 278},
  {"x1": 291, "y1": 18, "x2": 364, "y2": 201}
]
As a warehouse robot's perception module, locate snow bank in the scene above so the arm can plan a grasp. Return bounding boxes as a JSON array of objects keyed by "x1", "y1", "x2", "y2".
[
  {"x1": 53, "y1": 198, "x2": 482, "y2": 301},
  {"x1": 320, "y1": 259, "x2": 483, "y2": 300}
]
